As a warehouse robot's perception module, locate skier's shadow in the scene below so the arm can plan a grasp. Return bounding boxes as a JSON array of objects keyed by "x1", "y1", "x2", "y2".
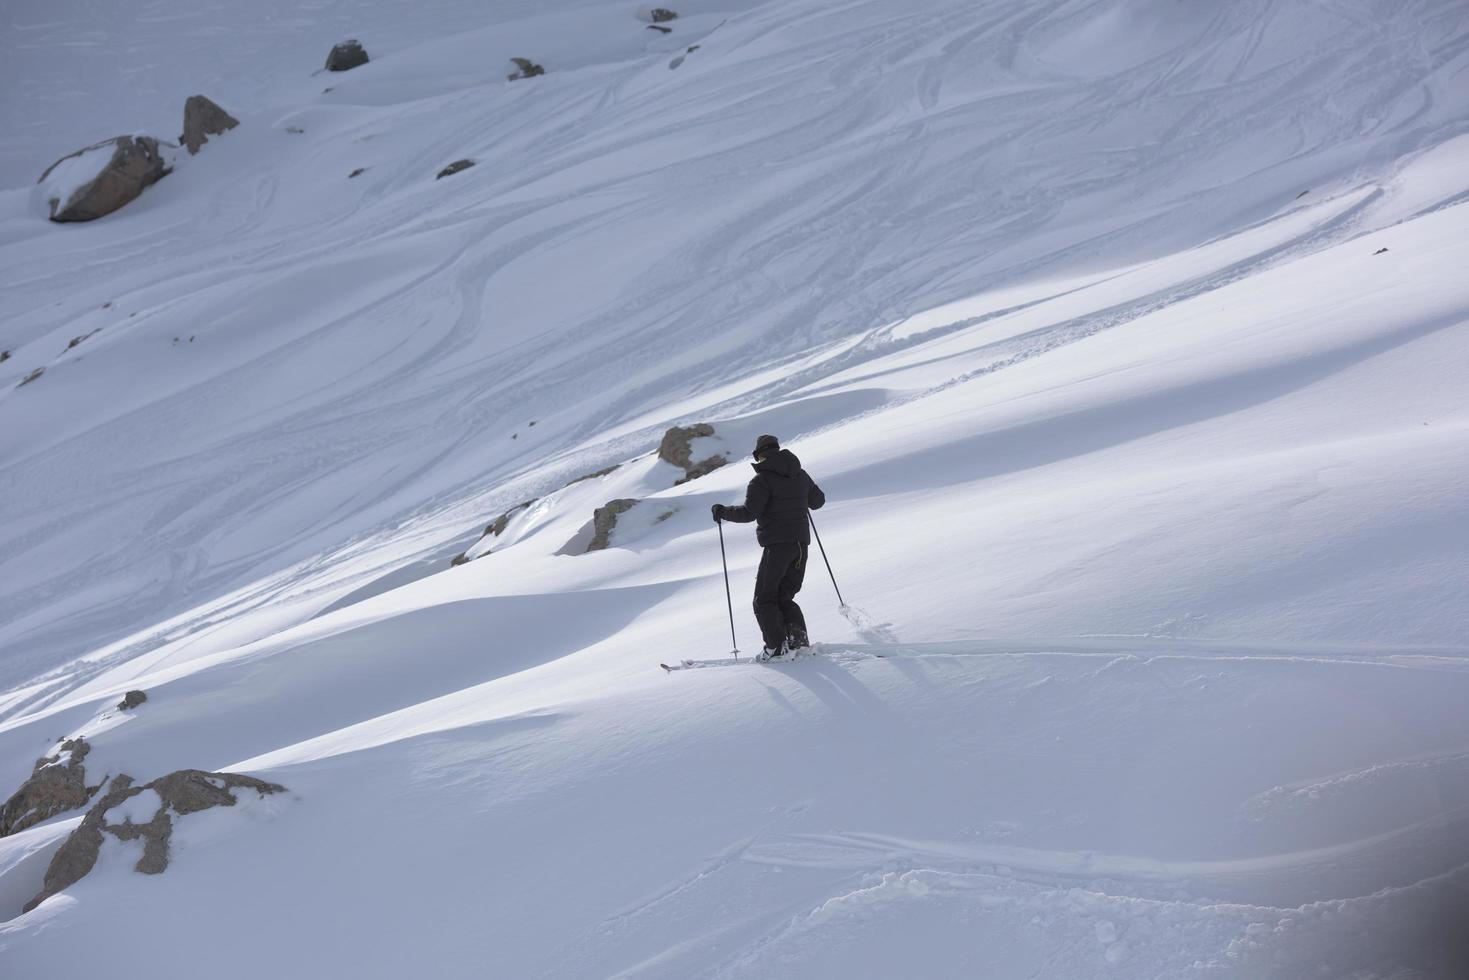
[{"x1": 766, "y1": 658, "x2": 899, "y2": 721}]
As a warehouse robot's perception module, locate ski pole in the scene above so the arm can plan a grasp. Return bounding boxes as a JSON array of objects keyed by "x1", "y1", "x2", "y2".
[
  {"x1": 808, "y1": 512, "x2": 845, "y2": 607},
  {"x1": 718, "y1": 519, "x2": 738, "y2": 658}
]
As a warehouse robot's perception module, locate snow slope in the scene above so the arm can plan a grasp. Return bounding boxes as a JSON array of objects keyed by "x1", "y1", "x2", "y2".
[{"x1": 2, "y1": 0, "x2": 1469, "y2": 976}]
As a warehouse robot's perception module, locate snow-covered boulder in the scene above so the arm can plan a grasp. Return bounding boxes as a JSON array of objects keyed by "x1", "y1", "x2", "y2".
[
  {"x1": 35, "y1": 135, "x2": 171, "y2": 223},
  {"x1": 180, "y1": 95, "x2": 238, "y2": 155},
  {"x1": 325, "y1": 39, "x2": 369, "y2": 71},
  {"x1": 0, "y1": 738, "x2": 98, "y2": 837},
  {"x1": 24, "y1": 769, "x2": 285, "y2": 913}
]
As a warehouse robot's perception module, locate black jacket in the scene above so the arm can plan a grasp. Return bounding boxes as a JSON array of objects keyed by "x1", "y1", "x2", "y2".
[{"x1": 722, "y1": 449, "x2": 825, "y2": 545}]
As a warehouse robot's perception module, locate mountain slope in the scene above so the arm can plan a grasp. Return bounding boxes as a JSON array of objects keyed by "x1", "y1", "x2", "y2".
[{"x1": 1, "y1": 0, "x2": 1468, "y2": 976}]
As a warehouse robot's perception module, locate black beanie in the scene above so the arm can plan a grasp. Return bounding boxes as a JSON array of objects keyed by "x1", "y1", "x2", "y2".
[{"x1": 753, "y1": 434, "x2": 780, "y2": 459}]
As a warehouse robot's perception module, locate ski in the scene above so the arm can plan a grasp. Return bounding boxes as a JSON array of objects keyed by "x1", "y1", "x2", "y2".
[{"x1": 660, "y1": 649, "x2": 811, "y2": 672}]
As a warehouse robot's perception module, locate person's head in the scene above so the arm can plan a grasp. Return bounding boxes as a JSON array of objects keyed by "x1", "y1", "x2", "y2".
[{"x1": 753, "y1": 434, "x2": 780, "y2": 462}]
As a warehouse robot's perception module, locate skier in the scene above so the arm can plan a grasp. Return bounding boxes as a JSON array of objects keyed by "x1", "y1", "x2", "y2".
[{"x1": 711, "y1": 434, "x2": 826, "y2": 661}]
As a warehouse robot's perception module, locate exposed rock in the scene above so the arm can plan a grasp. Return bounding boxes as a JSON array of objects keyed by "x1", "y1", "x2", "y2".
[
  {"x1": 17, "y1": 367, "x2": 44, "y2": 388},
  {"x1": 285, "y1": 126, "x2": 306, "y2": 134},
  {"x1": 1374, "y1": 247, "x2": 1389, "y2": 255},
  {"x1": 0, "y1": 350, "x2": 9, "y2": 364},
  {"x1": 117, "y1": 690, "x2": 147, "y2": 710},
  {"x1": 38, "y1": 135, "x2": 171, "y2": 223},
  {"x1": 25, "y1": 769, "x2": 285, "y2": 913},
  {"x1": 587, "y1": 499, "x2": 639, "y2": 552},
  {"x1": 1, "y1": 738, "x2": 98, "y2": 837},
  {"x1": 508, "y1": 57, "x2": 545, "y2": 81},
  {"x1": 66, "y1": 328, "x2": 101, "y2": 351},
  {"x1": 180, "y1": 95, "x2": 239, "y2": 155},
  {"x1": 450, "y1": 553, "x2": 471, "y2": 567},
  {"x1": 651, "y1": 8, "x2": 679, "y2": 22},
  {"x1": 658, "y1": 423, "x2": 728, "y2": 484},
  {"x1": 647, "y1": 25, "x2": 672, "y2": 34},
  {"x1": 437, "y1": 159, "x2": 476, "y2": 179},
  {"x1": 349, "y1": 167, "x2": 366, "y2": 178},
  {"x1": 566, "y1": 464, "x2": 621, "y2": 487},
  {"x1": 326, "y1": 39, "x2": 369, "y2": 72},
  {"x1": 675, "y1": 454, "x2": 728, "y2": 485}
]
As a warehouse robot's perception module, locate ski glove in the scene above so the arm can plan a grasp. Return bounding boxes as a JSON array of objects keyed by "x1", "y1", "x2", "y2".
[{"x1": 711, "y1": 504, "x2": 726, "y2": 523}]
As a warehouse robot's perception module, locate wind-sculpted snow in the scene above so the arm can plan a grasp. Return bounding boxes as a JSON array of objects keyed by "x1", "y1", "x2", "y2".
[{"x1": 1, "y1": 0, "x2": 1468, "y2": 976}]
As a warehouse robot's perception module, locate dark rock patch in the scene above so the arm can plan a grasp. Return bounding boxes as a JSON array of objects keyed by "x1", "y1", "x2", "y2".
[
  {"x1": 566, "y1": 464, "x2": 621, "y2": 487},
  {"x1": 39, "y1": 135, "x2": 171, "y2": 223},
  {"x1": 17, "y1": 367, "x2": 44, "y2": 388},
  {"x1": 0, "y1": 350, "x2": 9, "y2": 364},
  {"x1": 66, "y1": 328, "x2": 101, "y2": 351},
  {"x1": 117, "y1": 690, "x2": 147, "y2": 710},
  {"x1": 508, "y1": 58, "x2": 545, "y2": 81},
  {"x1": 180, "y1": 95, "x2": 239, "y2": 155},
  {"x1": 651, "y1": 8, "x2": 679, "y2": 22},
  {"x1": 588, "y1": 499, "x2": 639, "y2": 552},
  {"x1": 326, "y1": 39, "x2": 369, "y2": 72},
  {"x1": 1374, "y1": 247, "x2": 1389, "y2": 255},
  {"x1": 648, "y1": 24, "x2": 672, "y2": 33},
  {"x1": 349, "y1": 167, "x2": 366, "y2": 178},
  {"x1": 658, "y1": 423, "x2": 727, "y2": 484},
  {"x1": 1, "y1": 738, "x2": 99, "y2": 838},
  {"x1": 25, "y1": 770, "x2": 285, "y2": 913},
  {"x1": 437, "y1": 159, "x2": 476, "y2": 179}
]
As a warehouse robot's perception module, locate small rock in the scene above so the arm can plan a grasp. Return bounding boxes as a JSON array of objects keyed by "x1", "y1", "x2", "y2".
[
  {"x1": 651, "y1": 7, "x2": 679, "y2": 22},
  {"x1": 180, "y1": 95, "x2": 239, "y2": 155},
  {"x1": 508, "y1": 57, "x2": 545, "y2": 81},
  {"x1": 117, "y1": 690, "x2": 147, "y2": 710},
  {"x1": 18, "y1": 367, "x2": 44, "y2": 388},
  {"x1": 326, "y1": 39, "x2": 369, "y2": 72},
  {"x1": 285, "y1": 126, "x2": 305, "y2": 134},
  {"x1": 647, "y1": 24, "x2": 672, "y2": 33},
  {"x1": 436, "y1": 159, "x2": 476, "y2": 179},
  {"x1": 1, "y1": 350, "x2": 11, "y2": 364},
  {"x1": 349, "y1": 167, "x2": 366, "y2": 178},
  {"x1": 1373, "y1": 247, "x2": 1389, "y2": 255}
]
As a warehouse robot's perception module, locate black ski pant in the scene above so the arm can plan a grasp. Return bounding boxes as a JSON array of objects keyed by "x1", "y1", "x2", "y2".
[{"x1": 753, "y1": 541, "x2": 808, "y2": 651}]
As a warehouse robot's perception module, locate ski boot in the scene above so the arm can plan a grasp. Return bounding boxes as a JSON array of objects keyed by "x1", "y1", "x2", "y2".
[
  {"x1": 785, "y1": 627, "x2": 810, "y2": 653},
  {"x1": 756, "y1": 642, "x2": 789, "y2": 663}
]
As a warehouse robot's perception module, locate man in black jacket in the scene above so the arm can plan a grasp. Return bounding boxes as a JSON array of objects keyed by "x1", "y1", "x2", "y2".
[{"x1": 712, "y1": 434, "x2": 826, "y2": 661}]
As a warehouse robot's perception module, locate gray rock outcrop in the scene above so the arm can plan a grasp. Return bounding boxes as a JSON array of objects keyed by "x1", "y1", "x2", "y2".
[
  {"x1": 180, "y1": 95, "x2": 239, "y2": 155},
  {"x1": 658, "y1": 423, "x2": 728, "y2": 484},
  {"x1": 587, "y1": 499, "x2": 639, "y2": 552},
  {"x1": 117, "y1": 690, "x2": 147, "y2": 710},
  {"x1": 25, "y1": 769, "x2": 286, "y2": 913},
  {"x1": 1, "y1": 738, "x2": 99, "y2": 837},
  {"x1": 326, "y1": 39, "x2": 369, "y2": 71},
  {"x1": 651, "y1": 8, "x2": 679, "y2": 22},
  {"x1": 39, "y1": 135, "x2": 171, "y2": 223}
]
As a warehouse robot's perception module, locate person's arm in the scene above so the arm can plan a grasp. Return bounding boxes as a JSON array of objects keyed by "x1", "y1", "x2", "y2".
[
  {"x1": 715, "y1": 478, "x2": 768, "y2": 523},
  {"x1": 808, "y1": 476, "x2": 825, "y2": 510}
]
